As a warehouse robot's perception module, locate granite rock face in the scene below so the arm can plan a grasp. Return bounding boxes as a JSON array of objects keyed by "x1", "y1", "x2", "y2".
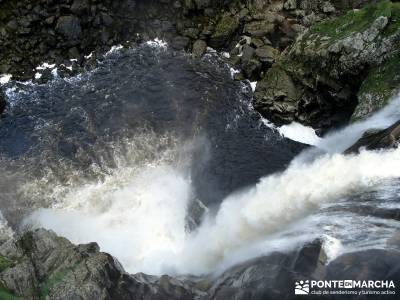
[
  {"x1": 254, "y1": 1, "x2": 400, "y2": 132},
  {"x1": 0, "y1": 229, "x2": 204, "y2": 300}
]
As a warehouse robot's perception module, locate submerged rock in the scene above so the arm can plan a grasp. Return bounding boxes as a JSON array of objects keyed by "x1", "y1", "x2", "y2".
[
  {"x1": 254, "y1": 1, "x2": 400, "y2": 132},
  {"x1": 345, "y1": 120, "x2": 400, "y2": 153}
]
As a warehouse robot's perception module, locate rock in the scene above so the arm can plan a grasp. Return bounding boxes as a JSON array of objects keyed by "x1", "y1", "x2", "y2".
[
  {"x1": 293, "y1": 238, "x2": 327, "y2": 276},
  {"x1": 0, "y1": 229, "x2": 202, "y2": 299},
  {"x1": 55, "y1": 15, "x2": 82, "y2": 40},
  {"x1": 242, "y1": 58, "x2": 262, "y2": 80},
  {"x1": 171, "y1": 35, "x2": 191, "y2": 50},
  {"x1": 209, "y1": 14, "x2": 239, "y2": 48},
  {"x1": 192, "y1": 39, "x2": 207, "y2": 58},
  {"x1": 254, "y1": 45, "x2": 279, "y2": 64},
  {"x1": 254, "y1": 1, "x2": 400, "y2": 132},
  {"x1": 207, "y1": 253, "x2": 295, "y2": 300},
  {"x1": 240, "y1": 44, "x2": 255, "y2": 63},
  {"x1": 352, "y1": 52, "x2": 400, "y2": 121},
  {"x1": 345, "y1": 120, "x2": 400, "y2": 154},
  {"x1": 326, "y1": 249, "x2": 400, "y2": 282},
  {"x1": 284, "y1": 0, "x2": 297, "y2": 10},
  {"x1": 208, "y1": 239, "x2": 327, "y2": 300},
  {"x1": 254, "y1": 65, "x2": 299, "y2": 124},
  {"x1": 243, "y1": 20, "x2": 276, "y2": 37},
  {"x1": 71, "y1": 0, "x2": 89, "y2": 14}
]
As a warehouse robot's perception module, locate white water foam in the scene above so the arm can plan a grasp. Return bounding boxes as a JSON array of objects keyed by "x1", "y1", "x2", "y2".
[
  {"x1": 27, "y1": 147, "x2": 400, "y2": 275},
  {"x1": 315, "y1": 94, "x2": 400, "y2": 153},
  {"x1": 27, "y1": 164, "x2": 192, "y2": 275},
  {"x1": 0, "y1": 74, "x2": 12, "y2": 85},
  {"x1": 26, "y1": 95, "x2": 400, "y2": 276},
  {"x1": 279, "y1": 122, "x2": 322, "y2": 145}
]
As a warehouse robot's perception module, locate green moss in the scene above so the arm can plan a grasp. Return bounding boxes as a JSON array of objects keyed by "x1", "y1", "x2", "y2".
[
  {"x1": 0, "y1": 284, "x2": 23, "y2": 300},
  {"x1": 0, "y1": 257, "x2": 13, "y2": 273},
  {"x1": 352, "y1": 52, "x2": 400, "y2": 120},
  {"x1": 39, "y1": 269, "x2": 69, "y2": 299},
  {"x1": 212, "y1": 14, "x2": 239, "y2": 38},
  {"x1": 311, "y1": 0, "x2": 400, "y2": 40},
  {"x1": 39, "y1": 261, "x2": 82, "y2": 300}
]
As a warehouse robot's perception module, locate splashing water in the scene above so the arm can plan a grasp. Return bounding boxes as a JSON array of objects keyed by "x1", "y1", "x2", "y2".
[
  {"x1": 28, "y1": 96, "x2": 400, "y2": 276},
  {"x1": 1, "y1": 44, "x2": 399, "y2": 277}
]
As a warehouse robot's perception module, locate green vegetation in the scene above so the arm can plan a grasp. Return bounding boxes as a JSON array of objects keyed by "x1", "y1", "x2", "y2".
[
  {"x1": 0, "y1": 284, "x2": 23, "y2": 300},
  {"x1": 39, "y1": 269, "x2": 69, "y2": 299},
  {"x1": 0, "y1": 257, "x2": 13, "y2": 273},
  {"x1": 39, "y1": 261, "x2": 82, "y2": 300},
  {"x1": 311, "y1": 0, "x2": 400, "y2": 39},
  {"x1": 212, "y1": 14, "x2": 239, "y2": 38}
]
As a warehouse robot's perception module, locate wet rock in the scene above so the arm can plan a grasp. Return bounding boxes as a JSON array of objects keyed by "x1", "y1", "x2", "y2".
[
  {"x1": 345, "y1": 120, "x2": 400, "y2": 154},
  {"x1": 325, "y1": 249, "x2": 400, "y2": 282},
  {"x1": 293, "y1": 238, "x2": 327, "y2": 276},
  {"x1": 207, "y1": 252, "x2": 295, "y2": 300},
  {"x1": 208, "y1": 239, "x2": 327, "y2": 300},
  {"x1": 192, "y1": 39, "x2": 207, "y2": 58}
]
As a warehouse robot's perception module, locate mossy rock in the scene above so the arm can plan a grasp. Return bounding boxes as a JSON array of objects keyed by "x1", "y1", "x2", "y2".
[
  {"x1": 352, "y1": 52, "x2": 400, "y2": 120},
  {"x1": 209, "y1": 14, "x2": 239, "y2": 48},
  {"x1": 311, "y1": 0, "x2": 400, "y2": 40},
  {"x1": 0, "y1": 256, "x2": 14, "y2": 273}
]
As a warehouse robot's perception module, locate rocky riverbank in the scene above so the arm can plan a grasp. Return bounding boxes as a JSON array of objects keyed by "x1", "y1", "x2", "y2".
[
  {"x1": 0, "y1": 0, "x2": 371, "y2": 81},
  {"x1": 0, "y1": 229, "x2": 398, "y2": 299},
  {"x1": 1, "y1": 0, "x2": 399, "y2": 134}
]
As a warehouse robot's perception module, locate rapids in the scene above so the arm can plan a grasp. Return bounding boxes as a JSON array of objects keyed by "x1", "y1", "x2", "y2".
[{"x1": 0, "y1": 43, "x2": 399, "y2": 277}]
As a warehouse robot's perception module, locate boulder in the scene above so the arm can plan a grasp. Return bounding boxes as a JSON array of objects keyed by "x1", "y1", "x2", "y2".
[
  {"x1": 207, "y1": 239, "x2": 327, "y2": 300},
  {"x1": 345, "y1": 120, "x2": 400, "y2": 154},
  {"x1": 192, "y1": 39, "x2": 207, "y2": 58},
  {"x1": 243, "y1": 20, "x2": 276, "y2": 37},
  {"x1": 209, "y1": 14, "x2": 239, "y2": 48},
  {"x1": 254, "y1": 1, "x2": 400, "y2": 132},
  {"x1": 0, "y1": 229, "x2": 202, "y2": 299},
  {"x1": 254, "y1": 45, "x2": 279, "y2": 64}
]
